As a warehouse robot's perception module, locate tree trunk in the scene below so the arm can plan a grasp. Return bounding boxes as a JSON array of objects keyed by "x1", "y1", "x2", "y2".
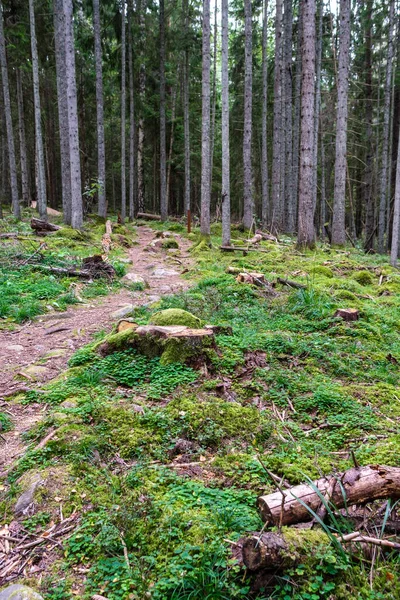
[
  {"x1": 16, "y1": 69, "x2": 30, "y2": 207},
  {"x1": 390, "y1": 116, "x2": 400, "y2": 266},
  {"x1": 320, "y1": 129, "x2": 327, "y2": 237},
  {"x1": 221, "y1": 0, "x2": 230, "y2": 247},
  {"x1": 297, "y1": 0, "x2": 316, "y2": 249},
  {"x1": 331, "y1": 0, "x2": 351, "y2": 246},
  {"x1": 53, "y1": 0, "x2": 71, "y2": 224},
  {"x1": 261, "y1": 0, "x2": 269, "y2": 226},
  {"x1": 29, "y1": 0, "x2": 47, "y2": 220},
  {"x1": 363, "y1": 0, "x2": 374, "y2": 250},
  {"x1": 271, "y1": 0, "x2": 283, "y2": 232},
  {"x1": 183, "y1": 0, "x2": 190, "y2": 215},
  {"x1": 120, "y1": 2, "x2": 126, "y2": 222},
  {"x1": 200, "y1": 0, "x2": 211, "y2": 236},
  {"x1": 0, "y1": 1, "x2": 20, "y2": 219},
  {"x1": 137, "y1": 0, "x2": 146, "y2": 213},
  {"x1": 166, "y1": 81, "x2": 178, "y2": 211},
  {"x1": 242, "y1": 0, "x2": 253, "y2": 231},
  {"x1": 258, "y1": 465, "x2": 400, "y2": 526},
  {"x1": 283, "y1": 0, "x2": 294, "y2": 233},
  {"x1": 377, "y1": 0, "x2": 395, "y2": 253},
  {"x1": 210, "y1": 0, "x2": 217, "y2": 192},
  {"x1": 292, "y1": 0, "x2": 303, "y2": 226},
  {"x1": 312, "y1": 0, "x2": 323, "y2": 216},
  {"x1": 93, "y1": 0, "x2": 106, "y2": 218},
  {"x1": 128, "y1": 0, "x2": 136, "y2": 221},
  {"x1": 159, "y1": 0, "x2": 167, "y2": 221},
  {"x1": 63, "y1": 0, "x2": 83, "y2": 229}
]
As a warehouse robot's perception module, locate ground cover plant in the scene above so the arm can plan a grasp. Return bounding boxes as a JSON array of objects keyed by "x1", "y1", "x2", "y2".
[{"x1": 1, "y1": 225, "x2": 400, "y2": 599}]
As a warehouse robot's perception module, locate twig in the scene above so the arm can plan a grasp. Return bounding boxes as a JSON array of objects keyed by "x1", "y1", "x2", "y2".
[{"x1": 19, "y1": 242, "x2": 47, "y2": 266}]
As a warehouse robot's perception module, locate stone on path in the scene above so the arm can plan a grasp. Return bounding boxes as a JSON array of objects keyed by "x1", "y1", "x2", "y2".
[
  {"x1": 122, "y1": 272, "x2": 148, "y2": 287},
  {"x1": 151, "y1": 267, "x2": 179, "y2": 277},
  {"x1": 19, "y1": 366, "x2": 49, "y2": 381},
  {"x1": 0, "y1": 584, "x2": 44, "y2": 599},
  {"x1": 111, "y1": 305, "x2": 135, "y2": 319},
  {"x1": 6, "y1": 345, "x2": 24, "y2": 352}
]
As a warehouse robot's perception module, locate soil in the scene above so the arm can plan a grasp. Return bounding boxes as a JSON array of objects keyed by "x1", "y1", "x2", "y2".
[{"x1": 0, "y1": 226, "x2": 193, "y2": 473}]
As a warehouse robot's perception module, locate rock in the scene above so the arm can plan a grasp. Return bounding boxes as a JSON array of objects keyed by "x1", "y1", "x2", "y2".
[
  {"x1": 122, "y1": 272, "x2": 148, "y2": 287},
  {"x1": 6, "y1": 345, "x2": 24, "y2": 352},
  {"x1": 0, "y1": 585, "x2": 44, "y2": 600},
  {"x1": 111, "y1": 305, "x2": 134, "y2": 319},
  {"x1": 20, "y1": 365, "x2": 49, "y2": 381},
  {"x1": 43, "y1": 348, "x2": 67, "y2": 360},
  {"x1": 150, "y1": 308, "x2": 202, "y2": 328},
  {"x1": 119, "y1": 258, "x2": 133, "y2": 264},
  {"x1": 145, "y1": 294, "x2": 161, "y2": 304},
  {"x1": 334, "y1": 308, "x2": 359, "y2": 322},
  {"x1": 151, "y1": 267, "x2": 179, "y2": 277},
  {"x1": 61, "y1": 399, "x2": 77, "y2": 409},
  {"x1": 14, "y1": 480, "x2": 43, "y2": 515}
]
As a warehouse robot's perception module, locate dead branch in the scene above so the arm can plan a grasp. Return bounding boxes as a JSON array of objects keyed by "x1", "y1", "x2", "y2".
[
  {"x1": 30, "y1": 218, "x2": 61, "y2": 232},
  {"x1": 277, "y1": 277, "x2": 307, "y2": 290}
]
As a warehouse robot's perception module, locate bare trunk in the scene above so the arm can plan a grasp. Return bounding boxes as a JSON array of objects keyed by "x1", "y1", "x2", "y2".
[
  {"x1": 200, "y1": 0, "x2": 211, "y2": 236},
  {"x1": 292, "y1": 0, "x2": 302, "y2": 226},
  {"x1": 166, "y1": 82, "x2": 177, "y2": 211},
  {"x1": 283, "y1": 0, "x2": 294, "y2": 232},
  {"x1": 16, "y1": 69, "x2": 30, "y2": 206},
  {"x1": 242, "y1": 0, "x2": 253, "y2": 231},
  {"x1": 221, "y1": 0, "x2": 230, "y2": 246},
  {"x1": 377, "y1": 0, "x2": 395, "y2": 253},
  {"x1": 137, "y1": 0, "x2": 146, "y2": 213},
  {"x1": 183, "y1": 0, "x2": 190, "y2": 214},
  {"x1": 297, "y1": 0, "x2": 316, "y2": 249},
  {"x1": 120, "y1": 3, "x2": 126, "y2": 222},
  {"x1": 363, "y1": 0, "x2": 374, "y2": 250},
  {"x1": 390, "y1": 116, "x2": 400, "y2": 266},
  {"x1": 331, "y1": 0, "x2": 351, "y2": 246},
  {"x1": 29, "y1": 0, "x2": 47, "y2": 220},
  {"x1": 128, "y1": 0, "x2": 136, "y2": 220},
  {"x1": 54, "y1": 0, "x2": 71, "y2": 224},
  {"x1": 210, "y1": 0, "x2": 217, "y2": 191},
  {"x1": 271, "y1": 0, "x2": 283, "y2": 232},
  {"x1": 320, "y1": 128, "x2": 326, "y2": 237},
  {"x1": 0, "y1": 1, "x2": 20, "y2": 218},
  {"x1": 64, "y1": 0, "x2": 83, "y2": 229},
  {"x1": 312, "y1": 0, "x2": 323, "y2": 216},
  {"x1": 159, "y1": 0, "x2": 167, "y2": 221},
  {"x1": 261, "y1": 0, "x2": 269, "y2": 226},
  {"x1": 93, "y1": 0, "x2": 106, "y2": 217}
]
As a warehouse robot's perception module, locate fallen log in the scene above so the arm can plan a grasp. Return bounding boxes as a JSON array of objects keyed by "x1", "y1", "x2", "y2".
[
  {"x1": 258, "y1": 465, "x2": 400, "y2": 526},
  {"x1": 248, "y1": 233, "x2": 263, "y2": 245},
  {"x1": 220, "y1": 245, "x2": 269, "y2": 253},
  {"x1": 137, "y1": 212, "x2": 161, "y2": 221},
  {"x1": 31, "y1": 218, "x2": 61, "y2": 232},
  {"x1": 276, "y1": 277, "x2": 307, "y2": 290},
  {"x1": 255, "y1": 229, "x2": 279, "y2": 243},
  {"x1": 240, "y1": 532, "x2": 298, "y2": 571},
  {"x1": 34, "y1": 265, "x2": 92, "y2": 279}
]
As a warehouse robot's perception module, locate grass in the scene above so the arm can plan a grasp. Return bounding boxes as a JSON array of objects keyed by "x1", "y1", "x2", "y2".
[{"x1": 2, "y1": 222, "x2": 400, "y2": 599}]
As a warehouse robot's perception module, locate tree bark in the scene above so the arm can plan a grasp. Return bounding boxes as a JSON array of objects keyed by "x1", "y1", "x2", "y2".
[
  {"x1": 159, "y1": 0, "x2": 167, "y2": 221},
  {"x1": 29, "y1": 0, "x2": 47, "y2": 221},
  {"x1": 16, "y1": 69, "x2": 30, "y2": 207},
  {"x1": 242, "y1": 0, "x2": 253, "y2": 231},
  {"x1": 261, "y1": 0, "x2": 269, "y2": 226},
  {"x1": 200, "y1": 0, "x2": 211, "y2": 236},
  {"x1": 210, "y1": 0, "x2": 217, "y2": 192},
  {"x1": 221, "y1": 0, "x2": 230, "y2": 246},
  {"x1": 63, "y1": 0, "x2": 83, "y2": 229},
  {"x1": 137, "y1": 0, "x2": 146, "y2": 213},
  {"x1": 312, "y1": 0, "x2": 323, "y2": 216},
  {"x1": 120, "y1": 2, "x2": 126, "y2": 222},
  {"x1": 93, "y1": 0, "x2": 106, "y2": 218},
  {"x1": 297, "y1": 0, "x2": 316, "y2": 249},
  {"x1": 363, "y1": 0, "x2": 374, "y2": 251},
  {"x1": 53, "y1": 0, "x2": 71, "y2": 224},
  {"x1": 390, "y1": 115, "x2": 400, "y2": 266},
  {"x1": 331, "y1": 0, "x2": 351, "y2": 246},
  {"x1": 377, "y1": 0, "x2": 395, "y2": 253},
  {"x1": 292, "y1": 0, "x2": 303, "y2": 226},
  {"x1": 271, "y1": 0, "x2": 283, "y2": 232},
  {"x1": 183, "y1": 0, "x2": 190, "y2": 215},
  {"x1": 128, "y1": 0, "x2": 136, "y2": 221},
  {"x1": 0, "y1": 1, "x2": 20, "y2": 219},
  {"x1": 283, "y1": 0, "x2": 294, "y2": 232},
  {"x1": 258, "y1": 465, "x2": 400, "y2": 526}
]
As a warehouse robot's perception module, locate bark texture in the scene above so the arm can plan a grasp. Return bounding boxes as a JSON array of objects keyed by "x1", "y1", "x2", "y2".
[
  {"x1": 128, "y1": 0, "x2": 136, "y2": 220},
  {"x1": 297, "y1": 0, "x2": 316, "y2": 249},
  {"x1": 331, "y1": 0, "x2": 351, "y2": 246},
  {"x1": 258, "y1": 465, "x2": 400, "y2": 526},
  {"x1": 16, "y1": 69, "x2": 30, "y2": 206},
  {"x1": 159, "y1": 0, "x2": 167, "y2": 221},
  {"x1": 137, "y1": 0, "x2": 146, "y2": 213},
  {"x1": 261, "y1": 0, "x2": 269, "y2": 226},
  {"x1": 283, "y1": 0, "x2": 294, "y2": 232},
  {"x1": 390, "y1": 116, "x2": 400, "y2": 266},
  {"x1": 120, "y1": 2, "x2": 126, "y2": 222},
  {"x1": 272, "y1": 0, "x2": 283, "y2": 232},
  {"x1": 242, "y1": 0, "x2": 253, "y2": 231},
  {"x1": 363, "y1": 0, "x2": 374, "y2": 251},
  {"x1": 183, "y1": 0, "x2": 190, "y2": 214},
  {"x1": 221, "y1": 0, "x2": 230, "y2": 246},
  {"x1": 200, "y1": 0, "x2": 211, "y2": 236},
  {"x1": 93, "y1": 0, "x2": 106, "y2": 217}
]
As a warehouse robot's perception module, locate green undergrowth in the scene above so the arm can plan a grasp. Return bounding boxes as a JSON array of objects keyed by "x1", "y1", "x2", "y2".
[
  {"x1": 2, "y1": 224, "x2": 400, "y2": 599},
  {"x1": 0, "y1": 210, "x2": 135, "y2": 325}
]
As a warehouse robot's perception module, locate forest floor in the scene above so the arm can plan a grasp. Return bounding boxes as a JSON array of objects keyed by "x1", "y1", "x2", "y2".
[{"x1": 1, "y1": 216, "x2": 400, "y2": 599}]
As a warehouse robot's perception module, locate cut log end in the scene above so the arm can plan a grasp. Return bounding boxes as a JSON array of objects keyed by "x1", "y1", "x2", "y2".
[{"x1": 334, "y1": 308, "x2": 359, "y2": 321}]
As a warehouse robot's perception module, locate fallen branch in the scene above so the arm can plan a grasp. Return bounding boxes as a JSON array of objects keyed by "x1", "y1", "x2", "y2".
[
  {"x1": 137, "y1": 212, "x2": 161, "y2": 221},
  {"x1": 31, "y1": 218, "x2": 61, "y2": 232},
  {"x1": 33, "y1": 264, "x2": 92, "y2": 278},
  {"x1": 277, "y1": 277, "x2": 307, "y2": 290},
  {"x1": 220, "y1": 245, "x2": 269, "y2": 253},
  {"x1": 340, "y1": 531, "x2": 400, "y2": 550},
  {"x1": 258, "y1": 465, "x2": 400, "y2": 526}
]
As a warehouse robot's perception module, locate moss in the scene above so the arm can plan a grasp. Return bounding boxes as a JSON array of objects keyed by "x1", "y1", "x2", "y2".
[
  {"x1": 159, "y1": 334, "x2": 214, "y2": 365},
  {"x1": 334, "y1": 289, "x2": 357, "y2": 301},
  {"x1": 150, "y1": 308, "x2": 202, "y2": 328},
  {"x1": 190, "y1": 234, "x2": 212, "y2": 254},
  {"x1": 352, "y1": 270, "x2": 374, "y2": 286},
  {"x1": 161, "y1": 238, "x2": 179, "y2": 249},
  {"x1": 95, "y1": 328, "x2": 138, "y2": 356},
  {"x1": 283, "y1": 526, "x2": 329, "y2": 554},
  {"x1": 310, "y1": 265, "x2": 333, "y2": 278}
]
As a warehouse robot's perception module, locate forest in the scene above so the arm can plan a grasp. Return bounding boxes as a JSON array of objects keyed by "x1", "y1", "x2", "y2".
[{"x1": 1, "y1": 0, "x2": 400, "y2": 599}]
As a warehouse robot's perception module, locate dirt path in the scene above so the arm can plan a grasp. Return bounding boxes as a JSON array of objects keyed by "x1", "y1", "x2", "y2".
[{"x1": 0, "y1": 226, "x2": 192, "y2": 472}]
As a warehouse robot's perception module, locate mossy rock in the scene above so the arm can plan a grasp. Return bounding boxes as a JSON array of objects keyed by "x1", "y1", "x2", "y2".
[
  {"x1": 334, "y1": 289, "x2": 357, "y2": 301},
  {"x1": 161, "y1": 238, "x2": 179, "y2": 249},
  {"x1": 95, "y1": 328, "x2": 138, "y2": 356},
  {"x1": 310, "y1": 265, "x2": 333, "y2": 278},
  {"x1": 150, "y1": 308, "x2": 202, "y2": 328},
  {"x1": 352, "y1": 270, "x2": 374, "y2": 286}
]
